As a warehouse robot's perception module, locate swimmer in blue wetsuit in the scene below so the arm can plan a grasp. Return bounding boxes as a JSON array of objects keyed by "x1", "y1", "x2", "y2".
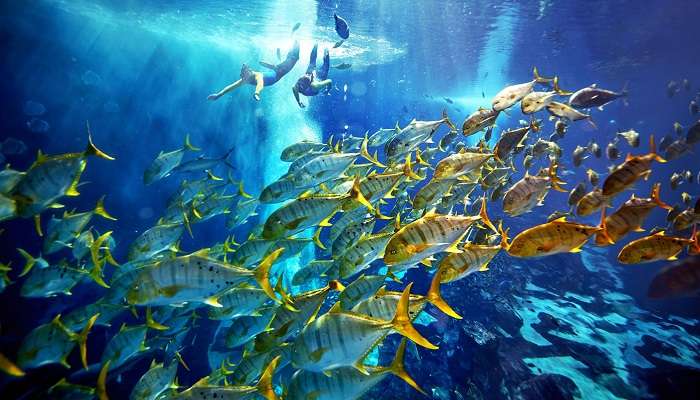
[
  {"x1": 292, "y1": 44, "x2": 333, "y2": 108},
  {"x1": 208, "y1": 41, "x2": 300, "y2": 101}
]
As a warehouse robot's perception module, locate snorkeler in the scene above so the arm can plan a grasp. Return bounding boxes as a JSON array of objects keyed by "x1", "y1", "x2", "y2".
[
  {"x1": 292, "y1": 44, "x2": 333, "y2": 108},
  {"x1": 208, "y1": 40, "x2": 300, "y2": 101}
]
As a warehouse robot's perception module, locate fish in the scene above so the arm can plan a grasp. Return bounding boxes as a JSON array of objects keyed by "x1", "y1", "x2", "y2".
[
  {"x1": 647, "y1": 256, "x2": 700, "y2": 298},
  {"x1": 385, "y1": 110, "x2": 456, "y2": 160},
  {"x1": 368, "y1": 127, "x2": 399, "y2": 147},
  {"x1": 595, "y1": 183, "x2": 672, "y2": 245},
  {"x1": 664, "y1": 138, "x2": 691, "y2": 160},
  {"x1": 281, "y1": 141, "x2": 329, "y2": 162},
  {"x1": 658, "y1": 134, "x2": 673, "y2": 153},
  {"x1": 588, "y1": 141, "x2": 602, "y2": 158},
  {"x1": 17, "y1": 314, "x2": 97, "y2": 370},
  {"x1": 337, "y1": 231, "x2": 393, "y2": 279},
  {"x1": 168, "y1": 356, "x2": 280, "y2": 400},
  {"x1": 291, "y1": 22, "x2": 301, "y2": 32},
  {"x1": 492, "y1": 67, "x2": 553, "y2": 111},
  {"x1": 683, "y1": 170, "x2": 693, "y2": 183},
  {"x1": 384, "y1": 198, "x2": 495, "y2": 268},
  {"x1": 128, "y1": 222, "x2": 184, "y2": 261},
  {"x1": 290, "y1": 284, "x2": 436, "y2": 373},
  {"x1": 568, "y1": 182, "x2": 587, "y2": 208},
  {"x1": 618, "y1": 230, "x2": 696, "y2": 264},
  {"x1": 586, "y1": 169, "x2": 600, "y2": 186},
  {"x1": 690, "y1": 100, "x2": 699, "y2": 115},
  {"x1": 171, "y1": 147, "x2": 234, "y2": 174},
  {"x1": 520, "y1": 77, "x2": 571, "y2": 114},
  {"x1": 129, "y1": 360, "x2": 178, "y2": 400},
  {"x1": 616, "y1": 129, "x2": 640, "y2": 147},
  {"x1": 462, "y1": 108, "x2": 499, "y2": 137},
  {"x1": 671, "y1": 198, "x2": 700, "y2": 231},
  {"x1": 43, "y1": 196, "x2": 116, "y2": 254},
  {"x1": 144, "y1": 135, "x2": 199, "y2": 184},
  {"x1": 101, "y1": 324, "x2": 149, "y2": 370},
  {"x1": 128, "y1": 248, "x2": 282, "y2": 307},
  {"x1": 576, "y1": 188, "x2": 609, "y2": 216},
  {"x1": 681, "y1": 192, "x2": 692, "y2": 205},
  {"x1": 433, "y1": 149, "x2": 493, "y2": 180},
  {"x1": 286, "y1": 339, "x2": 424, "y2": 400},
  {"x1": 437, "y1": 236, "x2": 503, "y2": 282},
  {"x1": 0, "y1": 166, "x2": 25, "y2": 194},
  {"x1": 292, "y1": 260, "x2": 336, "y2": 286},
  {"x1": 493, "y1": 121, "x2": 538, "y2": 163},
  {"x1": 572, "y1": 145, "x2": 589, "y2": 167},
  {"x1": 332, "y1": 63, "x2": 352, "y2": 70},
  {"x1": 673, "y1": 122, "x2": 684, "y2": 136},
  {"x1": 602, "y1": 136, "x2": 666, "y2": 197},
  {"x1": 334, "y1": 13, "x2": 350, "y2": 39},
  {"x1": 502, "y1": 162, "x2": 566, "y2": 216},
  {"x1": 338, "y1": 274, "x2": 386, "y2": 310},
  {"x1": 606, "y1": 141, "x2": 621, "y2": 160},
  {"x1": 10, "y1": 126, "x2": 114, "y2": 226},
  {"x1": 568, "y1": 83, "x2": 627, "y2": 109},
  {"x1": 687, "y1": 120, "x2": 700, "y2": 144},
  {"x1": 670, "y1": 172, "x2": 683, "y2": 190},
  {"x1": 667, "y1": 80, "x2": 680, "y2": 97},
  {"x1": 262, "y1": 179, "x2": 373, "y2": 241},
  {"x1": 500, "y1": 213, "x2": 605, "y2": 257},
  {"x1": 546, "y1": 101, "x2": 595, "y2": 127}
]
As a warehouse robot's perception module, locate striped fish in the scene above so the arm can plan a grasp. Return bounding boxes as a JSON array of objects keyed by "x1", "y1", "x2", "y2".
[
  {"x1": 438, "y1": 240, "x2": 503, "y2": 283},
  {"x1": 338, "y1": 232, "x2": 393, "y2": 279},
  {"x1": 412, "y1": 177, "x2": 456, "y2": 210},
  {"x1": 339, "y1": 274, "x2": 386, "y2": 310},
  {"x1": 129, "y1": 360, "x2": 178, "y2": 400},
  {"x1": 502, "y1": 163, "x2": 566, "y2": 217},
  {"x1": 143, "y1": 134, "x2": 199, "y2": 185},
  {"x1": 291, "y1": 284, "x2": 437, "y2": 373},
  {"x1": 207, "y1": 286, "x2": 270, "y2": 320},
  {"x1": 286, "y1": 339, "x2": 424, "y2": 400},
  {"x1": 618, "y1": 229, "x2": 696, "y2": 264},
  {"x1": 17, "y1": 314, "x2": 97, "y2": 370},
  {"x1": 575, "y1": 188, "x2": 609, "y2": 217},
  {"x1": 433, "y1": 149, "x2": 493, "y2": 180},
  {"x1": 281, "y1": 141, "x2": 329, "y2": 162},
  {"x1": 125, "y1": 248, "x2": 283, "y2": 307},
  {"x1": 101, "y1": 324, "x2": 148, "y2": 370},
  {"x1": 128, "y1": 223, "x2": 184, "y2": 262},
  {"x1": 602, "y1": 135, "x2": 666, "y2": 197},
  {"x1": 595, "y1": 183, "x2": 672, "y2": 246},
  {"x1": 43, "y1": 196, "x2": 116, "y2": 254},
  {"x1": 384, "y1": 198, "x2": 495, "y2": 268}
]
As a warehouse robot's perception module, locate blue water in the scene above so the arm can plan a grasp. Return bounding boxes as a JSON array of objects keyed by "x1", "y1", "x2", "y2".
[{"x1": 1, "y1": 0, "x2": 700, "y2": 399}]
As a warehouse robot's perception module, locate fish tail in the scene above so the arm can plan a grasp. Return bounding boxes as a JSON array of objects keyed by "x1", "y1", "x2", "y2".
[
  {"x1": 426, "y1": 270, "x2": 462, "y2": 319},
  {"x1": 0, "y1": 352, "x2": 24, "y2": 377},
  {"x1": 360, "y1": 134, "x2": 386, "y2": 168},
  {"x1": 415, "y1": 148, "x2": 430, "y2": 167},
  {"x1": 620, "y1": 81, "x2": 630, "y2": 105},
  {"x1": 145, "y1": 307, "x2": 169, "y2": 331},
  {"x1": 442, "y1": 109, "x2": 457, "y2": 131},
  {"x1": 498, "y1": 221, "x2": 511, "y2": 250},
  {"x1": 89, "y1": 231, "x2": 113, "y2": 289},
  {"x1": 254, "y1": 248, "x2": 285, "y2": 303},
  {"x1": 533, "y1": 66, "x2": 554, "y2": 84},
  {"x1": 548, "y1": 161, "x2": 567, "y2": 192},
  {"x1": 478, "y1": 196, "x2": 498, "y2": 233},
  {"x1": 96, "y1": 360, "x2": 110, "y2": 400},
  {"x1": 94, "y1": 196, "x2": 117, "y2": 221},
  {"x1": 386, "y1": 338, "x2": 426, "y2": 396},
  {"x1": 16, "y1": 248, "x2": 37, "y2": 277},
  {"x1": 586, "y1": 117, "x2": 598, "y2": 130},
  {"x1": 648, "y1": 135, "x2": 667, "y2": 163},
  {"x1": 312, "y1": 226, "x2": 326, "y2": 250},
  {"x1": 238, "y1": 181, "x2": 253, "y2": 198},
  {"x1": 255, "y1": 355, "x2": 281, "y2": 400},
  {"x1": 597, "y1": 203, "x2": 615, "y2": 245},
  {"x1": 403, "y1": 154, "x2": 423, "y2": 181},
  {"x1": 553, "y1": 76, "x2": 573, "y2": 95},
  {"x1": 75, "y1": 313, "x2": 99, "y2": 369},
  {"x1": 183, "y1": 133, "x2": 200, "y2": 151},
  {"x1": 650, "y1": 183, "x2": 672, "y2": 210},
  {"x1": 85, "y1": 121, "x2": 115, "y2": 160},
  {"x1": 390, "y1": 283, "x2": 438, "y2": 349},
  {"x1": 349, "y1": 177, "x2": 376, "y2": 214}
]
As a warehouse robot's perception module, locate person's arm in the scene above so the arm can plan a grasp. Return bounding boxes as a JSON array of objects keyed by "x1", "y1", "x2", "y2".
[
  {"x1": 253, "y1": 72, "x2": 264, "y2": 101},
  {"x1": 207, "y1": 79, "x2": 243, "y2": 101},
  {"x1": 311, "y1": 79, "x2": 333, "y2": 92},
  {"x1": 293, "y1": 86, "x2": 305, "y2": 108}
]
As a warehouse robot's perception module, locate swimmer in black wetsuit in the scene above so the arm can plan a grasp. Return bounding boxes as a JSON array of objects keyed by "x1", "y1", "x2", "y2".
[
  {"x1": 292, "y1": 44, "x2": 332, "y2": 108},
  {"x1": 208, "y1": 41, "x2": 300, "y2": 101}
]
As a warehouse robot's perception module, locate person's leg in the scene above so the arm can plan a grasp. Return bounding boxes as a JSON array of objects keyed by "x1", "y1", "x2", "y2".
[
  {"x1": 306, "y1": 44, "x2": 318, "y2": 75},
  {"x1": 317, "y1": 48, "x2": 330, "y2": 80},
  {"x1": 273, "y1": 40, "x2": 300, "y2": 79}
]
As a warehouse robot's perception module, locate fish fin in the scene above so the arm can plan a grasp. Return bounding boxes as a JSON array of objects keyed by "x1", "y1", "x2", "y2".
[
  {"x1": 552, "y1": 76, "x2": 573, "y2": 95},
  {"x1": 309, "y1": 347, "x2": 327, "y2": 363},
  {"x1": 426, "y1": 270, "x2": 462, "y2": 319},
  {"x1": 479, "y1": 262, "x2": 490, "y2": 272},
  {"x1": 312, "y1": 227, "x2": 326, "y2": 250},
  {"x1": 361, "y1": 133, "x2": 386, "y2": 168},
  {"x1": 442, "y1": 109, "x2": 457, "y2": 131},
  {"x1": 184, "y1": 133, "x2": 200, "y2": 151},
  {"x1": 254, "y1": 248, "x2": 285, "y2": 303},
  {"x1": 76, "y1": 313, "x2": 99, "y2": 369},
  {"x1": 349, "y1": 177, "x2": 376, "y2": 214},
  {"x1": 238, "y1": 181, "x2": 253, "y2": 198},
  {"x1": 17, "y1": 248, "x2": 37, "y2": 277},
  {"x1": 204, "y1": 296, "x2": 223, "y2": 307},
  {"x1": 255, "y1": 356, "x2": 281, "y2": 400},
  {"x1": 391, "y1": 283, "x2": 438, "y2": 349},
  {"x1": 0, "y1": 353, "x2": 25, "y2": 377},
  {"x1": 419, "y1": 258, "x2": 432, "y2": 267},
  {"x1": 650, "y1": 183, "x2": 673, "y2": 210},
  {"x1": 569, "y1": 246, "x2": 583, "y2": 253},
  {"x1": 145, "y1": 307, "x2": 169, "y2": 330},
  {"x1": 478, "y1": 196, "x2": 497, "y2": 233},
  {"x1": 96, "y1": 360, "x2": 110, "y2": 400},
  {"x1": 94, "y1": 196, "x2": 117, "y2": 220},
  {"x1": 85, "y1": 122, "x2": 115, "y2": 160},
  {"x1": 387, "y1": 338, "x2": 426, "y2": 395},
  {"x1": 648, "y1": 134, "x2": 667, "y2": 163},
  {"x1": 30, "y1": 215, "x2": 44, "y2": 238}
]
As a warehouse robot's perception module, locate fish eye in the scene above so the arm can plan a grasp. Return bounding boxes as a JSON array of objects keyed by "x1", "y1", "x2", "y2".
[{"x1": 390, "y1": 249, "x2": 397, "y2": 255}]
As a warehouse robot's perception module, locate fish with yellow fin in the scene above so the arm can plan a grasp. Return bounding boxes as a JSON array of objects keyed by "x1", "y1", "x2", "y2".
[
  {"x1": 618, "y1": 227, "x2": 697, "y2": 264},
  {"x1": 602, "y1": 135, "x2": 666, "y2": 197}
]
